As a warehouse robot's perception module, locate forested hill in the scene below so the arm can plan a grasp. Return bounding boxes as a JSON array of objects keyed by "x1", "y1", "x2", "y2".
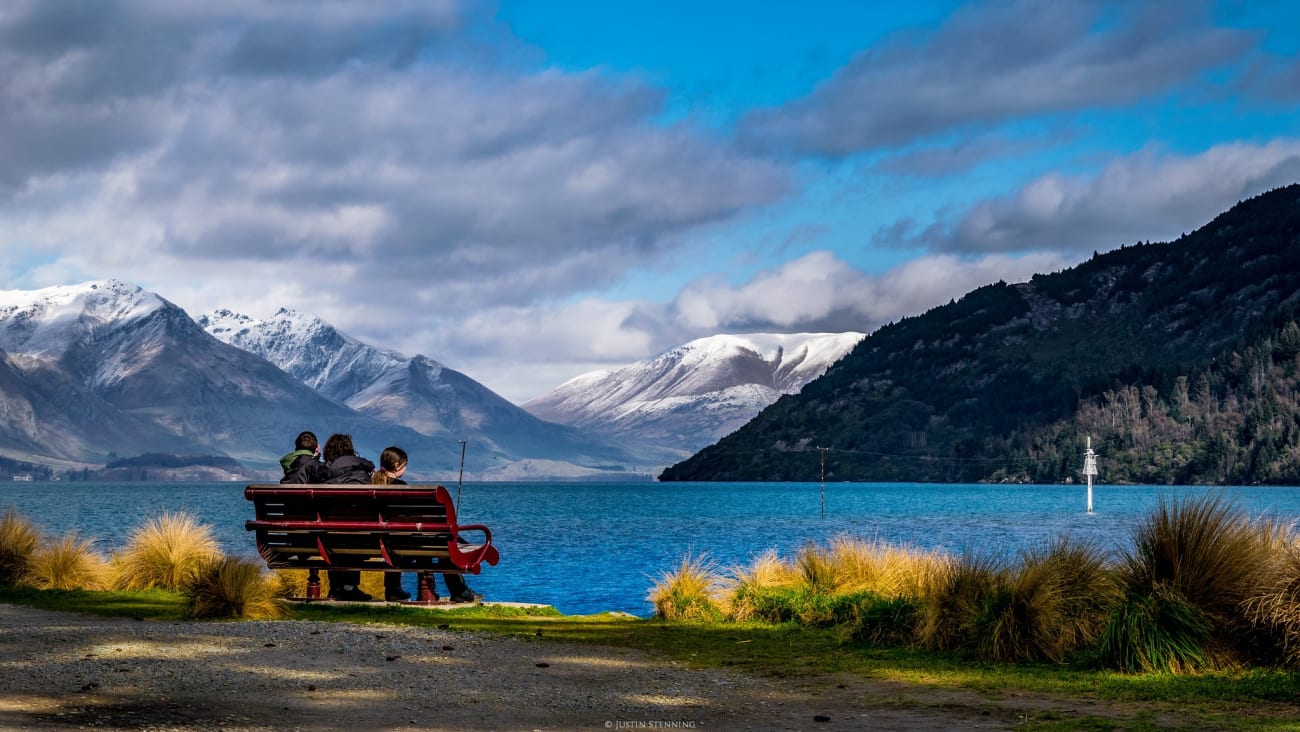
[{"x1": 661, "y1": 184, "x2": 1300, "y2": 485}]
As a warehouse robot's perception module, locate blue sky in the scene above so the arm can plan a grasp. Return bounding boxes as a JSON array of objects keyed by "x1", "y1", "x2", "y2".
[{"x1": 2, "y1": 0, "x2": 1299, "y2": 402}]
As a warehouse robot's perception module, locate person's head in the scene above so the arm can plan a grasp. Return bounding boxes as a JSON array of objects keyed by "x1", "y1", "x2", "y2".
[
  {"x1": 294, "y1": 431, "x2": 318, "y2": 454},
  {"x1": 372, "y1": 446, "x2": 408, "y2": 484},
  {"x1": 379, "y1": 446, "x2": 407, "y2": 474},
  {"x1": 322, "y1": 433, "x2": 355, "y2": 463}
]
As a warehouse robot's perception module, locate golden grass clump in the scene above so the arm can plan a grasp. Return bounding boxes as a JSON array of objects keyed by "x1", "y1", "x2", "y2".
[
  {"x1": 23, "y1": 533, "x2": 111, "y2": 590},
  {"x1": 828, "y1": 535, "x2": 950, "y2": 599},
  {"x1": 648, "y1": 553, "x2": 725, "y2": 621},
  {"x1": 184, "y1": 555, "x2": 286, "y2": 619},
  {"x1": 114, "y1": 512, "x2": 221, "y2": 591},
  {"x1": 915, "y1": 551, "x2": 1002, "y2": 653},
  {"x1": 794, "y1": 541, "x2": 842, "y2": 595},
  {"x1": 0, "y1": 507, "x2": 41, "y2": 585},
  {"x1": 722, "y1": 549, "x2": 798, "y2": 622},
  {"x1": 1021, "y1": 536, "x2": 1120, "y2": 655},
  {"x1": 1242, "y1": 539, "x2": 1300, "y2": 668}
]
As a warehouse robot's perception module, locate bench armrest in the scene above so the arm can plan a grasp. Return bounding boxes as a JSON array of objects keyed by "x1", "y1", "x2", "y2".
[{"x1": 448, "y1": 524, "x2": 500, "y2": 572}]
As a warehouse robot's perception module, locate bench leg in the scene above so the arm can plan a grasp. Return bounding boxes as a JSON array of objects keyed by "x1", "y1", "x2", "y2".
[
  {"x1": 306, "y1": 568, "x2": 322, "y2": 600},
  {"x1": 417, "y1": 570, "x2": 440, "y2": 603}
]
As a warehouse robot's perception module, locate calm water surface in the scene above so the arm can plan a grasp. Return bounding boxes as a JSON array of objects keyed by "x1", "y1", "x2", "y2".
[{"x1": 4, "y1": 481, "x2": 1300, "y2": 616}]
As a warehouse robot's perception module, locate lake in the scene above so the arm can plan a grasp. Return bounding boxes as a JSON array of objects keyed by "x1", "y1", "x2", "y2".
[{"x1": 4, "y1": 481, "x2": 1300, "y2": 616}]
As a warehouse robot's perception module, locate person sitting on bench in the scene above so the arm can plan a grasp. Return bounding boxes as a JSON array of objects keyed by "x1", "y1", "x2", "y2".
[
  {"x1": 321, "y1": 433, "x2": 375, "y2": 601},
  {"x1": 372, "y1": 445, "x2": 482, "y2": 604}
]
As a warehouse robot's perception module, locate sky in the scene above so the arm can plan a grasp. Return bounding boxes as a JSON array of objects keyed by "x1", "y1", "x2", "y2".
[{"x1": 3, "y1": 0, "x2": 1300, "y2": 404}]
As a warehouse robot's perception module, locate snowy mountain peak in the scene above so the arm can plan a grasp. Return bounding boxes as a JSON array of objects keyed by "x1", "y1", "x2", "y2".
[
  {"x1": 0, "y1": 279, "x2": 169, "y2": 357},
  {"x1": 524, "y1": 331, "x2": 865, "y2": 455},
  {"x1": 201, "y1": 308, "x2": 400, "y2": 396}
]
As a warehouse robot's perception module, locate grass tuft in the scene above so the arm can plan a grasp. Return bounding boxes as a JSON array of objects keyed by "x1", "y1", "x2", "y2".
[
  {"x1": 114, "y1": 512, "x2": 221, "y2": 591},
  {"x1": 648, "y1": 553, "x2": 725, "y2": 622},
  {"x1": 828, "y1": 535, "x2": 948, "y2": 600},
  {"x1": 184, "y1": 555, "x2": 286, "y2": 619},
  {"x1": 1242, "y1": 540, "x2": 1300, "y2": 668},
  {"x1": 1098, "y1": 585, "x2": 1210, "y2": 673},
  {"x1": 1104, "y1": 492, "x2": 1273, "y2": 671},
  {"x1": 23, "y1": 533, "x2": 111, "y2": 590},
  {"x1": 724, "y1": 550, "x2": 797, "y2": 622},
  {"x1": 0, "y1": 507, "x2": 40, "y2": 585},
  {"x1": 915, "y1": 551, "x2": 1002, "y2": 654}
]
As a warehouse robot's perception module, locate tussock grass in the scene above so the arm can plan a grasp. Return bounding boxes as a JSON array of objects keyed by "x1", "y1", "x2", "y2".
[
  {"x1": 0, "y1": 507, "x2": 40, "y2": 585},
  {"x1": 1243, "y1": 540, "x2": 1300, "y2": 668},
  {"x1": 114, "y1": 512, "x2": 221, "y2": 591},
  {"x1": 1021, "y1": 537, "x2": 1120, "y2": 658},
  {"x1": 794, "y1": 541, "x2": 841, "y2": 595},
  {"x1": 827, "y1": 535, "x2": 949, "y2": 600},
  {"x1": 1101, "y1": 492, "x2": 1273, "y2": 672},
  {"x1": 723, "y1": 550, "x2": 798, "y2": 623},
  {"x1": 915, "y1": 551, "x2": 1002, "y2": 655},
  {"x1": 23, "y1": 534, "x2": 111, "y2": 591},
  {"x1": 184, "y1": 555, "x2": 286, "y2": 619},
  {"x1": 648, "y1": 553, "x2": 725, "y2": 621}
]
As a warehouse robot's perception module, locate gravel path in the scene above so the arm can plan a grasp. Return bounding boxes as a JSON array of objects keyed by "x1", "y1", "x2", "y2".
[{"x1": 0, "y1": 602, "x2": 1251, "y2": 731}]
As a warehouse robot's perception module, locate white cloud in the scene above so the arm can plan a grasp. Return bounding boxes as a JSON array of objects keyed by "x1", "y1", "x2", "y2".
[{"x1": 915, "y1": 139, "x2": 1300, "y2": 254}]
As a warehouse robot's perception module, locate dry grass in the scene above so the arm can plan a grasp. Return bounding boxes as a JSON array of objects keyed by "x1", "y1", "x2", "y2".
[
  {"x1": 23, "y1": 534, "x2": 111, "y2": 591},
  {"x1": 915, "y1": 551, "x2": 1002, "y2": 654},
  {"x1": 0, "y1": 508, "x2": 40, "y2": 585},
  {"x1": 183, "y1": 555, "x2": 286, "y2": 619},
  {"x1": 1021, "y1": 536, "x2": 1120, "y2": 656},
  {"x1": 828, "y1": 535, "x2": 950, "y2": 599},
  {"x1": 1242, "y1": 539, "x2": 1300, "y2": 667},
  {"x1": 722, "y1": 549, "x2": 798, "y2": 622},
  {"x1": 648, "y1": 553, "x2": 725, "y2": 621},
  {"x1": 113, "y1": 512, "x2": 221, "y2": 591}
]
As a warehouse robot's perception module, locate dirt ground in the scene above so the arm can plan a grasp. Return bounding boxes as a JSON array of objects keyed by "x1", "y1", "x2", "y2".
[{"x1": 0, "y1": 603, "x2": 1294, "y2": 731}]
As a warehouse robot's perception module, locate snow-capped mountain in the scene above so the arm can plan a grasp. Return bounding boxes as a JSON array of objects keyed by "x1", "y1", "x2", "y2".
[
  {"x1": 200, "y1": 308, "x2": 640, "y2": 476},
  {"x1": 0, "y1": 280, "x2": 466, "y2": 472},
  {"x1": 523, "y1": 332, "x2": 865, "y2": 456}
]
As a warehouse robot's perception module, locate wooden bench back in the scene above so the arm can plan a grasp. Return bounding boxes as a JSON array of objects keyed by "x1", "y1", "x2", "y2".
[{"x1": 244, "y1": 484, "x2": 498, "y2": 574}]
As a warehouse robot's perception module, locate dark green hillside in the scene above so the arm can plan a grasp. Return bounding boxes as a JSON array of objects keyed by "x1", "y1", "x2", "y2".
[{"x1": 661, "y1": 184, "x2": 1300, "y2": 484}]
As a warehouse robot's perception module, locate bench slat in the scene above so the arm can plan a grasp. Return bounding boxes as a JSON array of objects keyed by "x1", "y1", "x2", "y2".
[{"x1": 245, "y1": 483, "x2": 499, "y2": 575}]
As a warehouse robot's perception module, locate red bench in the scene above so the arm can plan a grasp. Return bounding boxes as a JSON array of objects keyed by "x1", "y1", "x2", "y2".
[{"x1": 245, "y1": 483, "x2": 499, "y2": 602}]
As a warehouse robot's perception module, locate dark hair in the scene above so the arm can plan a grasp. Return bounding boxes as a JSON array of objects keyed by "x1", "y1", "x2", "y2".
[
  {"x1": 372, "y1": 446, "x2": 408, "y2": 485},
  {"x1": 294, "y1": 431, "x2": 318, "y2": 452},
  {"x1": 322, "y1": 433, "x2": 355, "y2": 463}
]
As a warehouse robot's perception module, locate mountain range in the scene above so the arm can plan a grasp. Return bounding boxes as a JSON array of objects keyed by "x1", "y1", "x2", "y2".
[
  {"x1": 0, "y1": 280, "x2": 859, "y2": 480},
  {"x1": 0, "y1": 281, "x2": 444, "y2": 473},
  {"x1": 662, "y1": 184, "x2": 1300, "y2": 485}
]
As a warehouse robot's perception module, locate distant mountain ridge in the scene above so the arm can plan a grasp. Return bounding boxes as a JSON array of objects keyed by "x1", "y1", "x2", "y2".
[
  {"x1": 199, "y1": 308, "x2": 642, "y2": 478},
  {"x1": 524, "y1": 332, "x2": 864, "y2": 457},
  {"x1": 663, "y1": 184, "x2": 1300, "y2": 484}
]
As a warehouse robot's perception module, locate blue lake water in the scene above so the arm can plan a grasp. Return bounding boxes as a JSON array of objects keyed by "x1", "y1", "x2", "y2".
[{"x1": 4, "y1": 481, "x2": 1300, "y2": 616}]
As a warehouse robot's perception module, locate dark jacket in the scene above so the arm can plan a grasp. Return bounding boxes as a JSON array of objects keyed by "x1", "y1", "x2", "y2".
[
  {"x1": 279, "y1": 450, "x2": 327, "y2": 484},
  {"x1": 324, "y1": 454, "x2": 375, "y2": 484}
]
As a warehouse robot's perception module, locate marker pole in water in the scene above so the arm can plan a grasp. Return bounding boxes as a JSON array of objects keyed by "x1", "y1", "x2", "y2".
[
  {"x1": 1083, "y1": 436, "x2": 1097, "y2": 514},
  {"x1": 456, "y1": 440, "x2": 467, "y2": 513},
  {"x1": 817, "y1": 446, "x2": 828, "y2": 517}
]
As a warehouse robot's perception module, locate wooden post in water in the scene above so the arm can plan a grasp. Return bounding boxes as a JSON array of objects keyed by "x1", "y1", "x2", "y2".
[{"x1": 1083, "y1": 436, "x2": 1097, "y2": 514}]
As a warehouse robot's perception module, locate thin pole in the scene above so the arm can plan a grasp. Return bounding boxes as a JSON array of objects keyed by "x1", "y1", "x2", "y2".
[
  {"x1": 818, "y1": 446, "x2": 827, "y2": 517},
  {"x1": 456, "y1": 440, "x2": 467, "y2": 513}
]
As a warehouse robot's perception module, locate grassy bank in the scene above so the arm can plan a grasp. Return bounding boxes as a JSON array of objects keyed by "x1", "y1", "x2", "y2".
[{"x1": 3, "y1": 585, "x2": 1300, "y2": 730}]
